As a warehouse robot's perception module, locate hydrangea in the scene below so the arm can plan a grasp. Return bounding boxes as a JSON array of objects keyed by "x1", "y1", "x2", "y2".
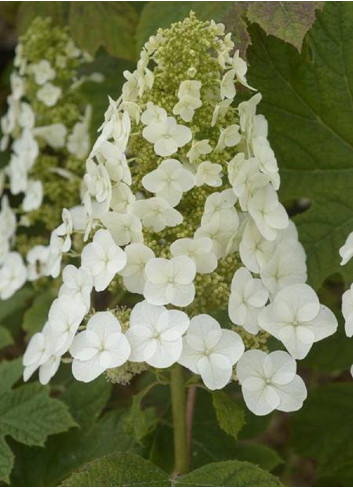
[
  {"x1": 144, "y1": 256, "x2": 196, "y2": 307},
  {"x1": 228, "y1": 267, "x2": 268, "y2": 334},
  {"x1": 179, "y1": 314, "x2": 244, "y2": 390},
  {"x1": 258, "y1": 284, "x2": 337, "y2": 359},
  {"x1": 127, "y1": 301, "x2": 189, "y2": 368},
  {"x1": 22, "y1": 14, "x2": 337, "y2": 416},
  {"x1": 237, "y1": 350, "x2": 307, "y2": 416},
  {"x1": 81, "y1": 229, "x2": 127, "y2": 292},
  {"x1": 0, "y1": 17, "x2": 101, "y2": 299},
  {"x1": 340, "y1": 232, "x2": 353, "y2": 376},
  {"x1": 70, "y1": 312, "x2": 131, "y2": 382}
]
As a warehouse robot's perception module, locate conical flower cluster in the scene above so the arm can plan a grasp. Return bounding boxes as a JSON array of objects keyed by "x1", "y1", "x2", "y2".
[
  {"x1": 23, "y1": 15, "x2": 337, "y2": 415},
  {"x1": 0, "y1": 18, "x2": 101, "y2": 299}
]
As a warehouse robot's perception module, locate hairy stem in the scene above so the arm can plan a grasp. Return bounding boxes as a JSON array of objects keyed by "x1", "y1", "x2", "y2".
[{"x1": 170, "y1": 364, "x2": 189, "y2": 475}]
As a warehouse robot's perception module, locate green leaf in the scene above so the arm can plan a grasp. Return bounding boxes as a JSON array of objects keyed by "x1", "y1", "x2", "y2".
[
  {"x1": 17, "y1": 1, "x2": 66, "y2": 33},
  {"x1": 149, "y1": 420, "x2": 281, "y2": 475},
  {"x1": 22, "y1": 289, "x2": 55, "y2": 337},
  {"x1": 11, "y1": 410, "x2": 141, "y2": 486},
  {"x1": 68, "y1": 3, "x2": 138, "y2": 61},
  {"x1": 190, "y1": 389, "x2": 241, "y2": 469},
  {"x1": 10, "y1": 377, "x2": 139, "y2": 486},
  {"x1": 246, "y1": 1, "x2": 323, "y2": 51},
  {"x1": 148, "y1": 423, "x2": 175, "y2": 474},
  {"x1": 247, "y1": 2, "x2": 353, "y2": 288},
  {"x1": 0, "y1": 326, "x2": 13, "y2": 350},
  {"x1": 137, "y1": 2, "x2": 250, "y2": 56},
  {"x1": 0, "y1": 440, "x2": 14, "y2": 487},
  {"x1": 302, "y1": 320, "x2": 353, "y2": 372},
  {"x1": 233, "y1": 443, "x2": 283, "y2": 472},
  {"x1": 0, "y1": 359, "x2": 76, "y2": 483},
  {"x1": 177, "y1": 460, "x2": 283, "y2": 487},
  {"x1": 61, "y1": 452, "x2": 170, "y2": 487},
  {"x1": 16, "y1": 2, "x2": 138, "y2": 61},
  {"x1": 0, "y1": 383, "x2": 75, "y2": 447},
  {"x1": 291, "y1": 382, "x2": 353, "y2": 485},
  {"x1": 123, "y1": 390, "x2": 158, "y2": 444},
  {"x1": 60, "y1": 377, "x2": 112, "y2": 427},
  {"x1": 0, "y1": 286, "x2": 34, "y2": 324},
  {"x1": 189, "y1": 389, "x2": 273, "y2": 471},
  {"x1": 0, "y1": 359, "x2": 23, "y2": 393},
  {"x1": 212, "y1": 391, "x2": 245, "y2": 441},
  {"x1": 149, "y1": 389, "x2": 249, "y2": 474}
]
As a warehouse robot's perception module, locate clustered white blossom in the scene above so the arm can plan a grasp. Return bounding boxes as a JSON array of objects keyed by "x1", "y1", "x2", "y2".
[
  {"x1": 23, "y1": 15, "x2": 337, "y2": 416},
  {"x1": 339, "y1": 232, "x2": 353, "y2": 376},
  {"x1": 0, "y1": 19, "x2": 101, "y2": 299}
]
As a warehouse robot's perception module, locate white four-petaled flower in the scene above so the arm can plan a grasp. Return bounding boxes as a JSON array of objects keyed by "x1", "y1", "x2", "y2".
[
  {"x1": 142, "y1": 116, "x2": 192, "y2": 157},
  {"x1": 342, "y1": 284, "x2": 353, "y2": 337},
  {"x1": 81, "y1": 229, "x2": 126, "y2": 291},
  {"x1": 133, "y1": 197, "x2": 183, "y2": 232},
  {"x1": 248, "y1": 185, "x2": 288, "y2": 241},
  {"x1": 173, "y1": 95, "x2": 202, "y2": 122},
  {"x1": 59, "y1": 265, "x2": 93, "y2": 311},
  {"x1": 142, "y1": 159, "x2": 194, "y2": 206},
  {"x1": 0, "y1": 252, "x2": 27, "y2": 300},
  {"x1": 170, "y1": 237, "x2": 217, "y2": 274},
  {"x1": 186, "y1": 139, "x2": 212, "y2": 163},
  {"x1": 340, "y1": 232, "x2": 353, "y2": 266},
  {"x1": 179, "y1": 314, "x2": 244, "y2": 390},
  {"x1": 141, "y1": 102, "x2": 167, "y2": 125},
  {"x1": 178, "y1": 80, "x2": 201, "y2": 99},
  {"x1": 101, "y1": 211, "x2": 143, "y2": 246},
  {"x1": 47, "y1": 295, "x2": 86, "y2": 354},
  {"x1": 215, "y1": 125, "x2": 241, "y2": 152},
  {"x1": 36, "y1": 83, "x2": 62, "y2": 107},
  {"x1": 55, "y1": 208, "x2": 73, "y2": 252},
  {"x1": 127, "y1": 301, "x2": 189, "y2": 368},
  {"x1": 23, "y1": 330, "x2": 52, "y2": 383},
  {"x1": 27, "y1": 245, "x2": 50, "y2": 280},
  {"x1": 144, "y1": 255, "x2": 196, "y2": 307},
  {"x1": 258, "y1": 284, "x2": 338, "y2": 359},
  {"x1": 260, "y1": 239, "x2": 307, "y2": 296},
  {"x1": 30, "y1": 60, "x2": 56, "y2": 85},
  {"x1": 228, "y1": 267, "x2": 268, "y2": 334},
  {"x1": 236, "y1": 350, "x2": 307, "y2": 416},
  {"x1": 70, "y1": 311, "x2": 130, "y2": 382},
  {"x1": 120, "y1": 243, "x2": 155, "y2": 294},
  {"x1": 22, "y1": 180, "x2": 43, "y2": 211},
  {"x1": 195, "y1": 161, "x2": 223, "y2": 187},
  {"x1": 220, "y1": 69, "x2": 236, "y2": 100}
]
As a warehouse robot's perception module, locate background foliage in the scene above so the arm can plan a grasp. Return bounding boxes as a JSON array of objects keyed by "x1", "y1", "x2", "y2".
[{"x1": 0, "y1": 2, "x2": 351, "y2": 486}]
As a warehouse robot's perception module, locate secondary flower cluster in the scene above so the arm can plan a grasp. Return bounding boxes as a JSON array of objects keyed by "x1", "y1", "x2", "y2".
[
  {"x1": 23, "y1": 15, "x2": 337, "y2": 416},
  {"x1": 339, "y1": 232, "x2": 353, "y2": 376},
  {"x1": 0, "y1": 18, "x2": 100, "y2": 299}
]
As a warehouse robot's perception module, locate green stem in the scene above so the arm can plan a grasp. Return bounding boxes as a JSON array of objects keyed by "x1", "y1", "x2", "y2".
[
  {"x1": 170, "y1": 364, "x2": 189, "y2": 475},
  {"x1": 186, "y1": 385, "x2": 197, "y2": 466}
]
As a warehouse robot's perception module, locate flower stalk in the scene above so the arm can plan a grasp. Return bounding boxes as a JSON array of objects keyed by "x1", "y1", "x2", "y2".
[
  {"x1": 186, "y1": 385, "x2": 197, "y2": 466},
  {"x1": 170, "y1": 363, "x2": 189, "y2": 475}
]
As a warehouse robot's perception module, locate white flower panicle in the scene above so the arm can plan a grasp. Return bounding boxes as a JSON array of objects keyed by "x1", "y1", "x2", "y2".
[
  {"x1": 0, "y1": 18, "x2": 101, "y2": 299},
  {"x1": 22, "y1": 14, "x2": 337, "y2": 417},
  {"x1": 340, "y1": 231, "x2": 353, "y2": 377}
]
